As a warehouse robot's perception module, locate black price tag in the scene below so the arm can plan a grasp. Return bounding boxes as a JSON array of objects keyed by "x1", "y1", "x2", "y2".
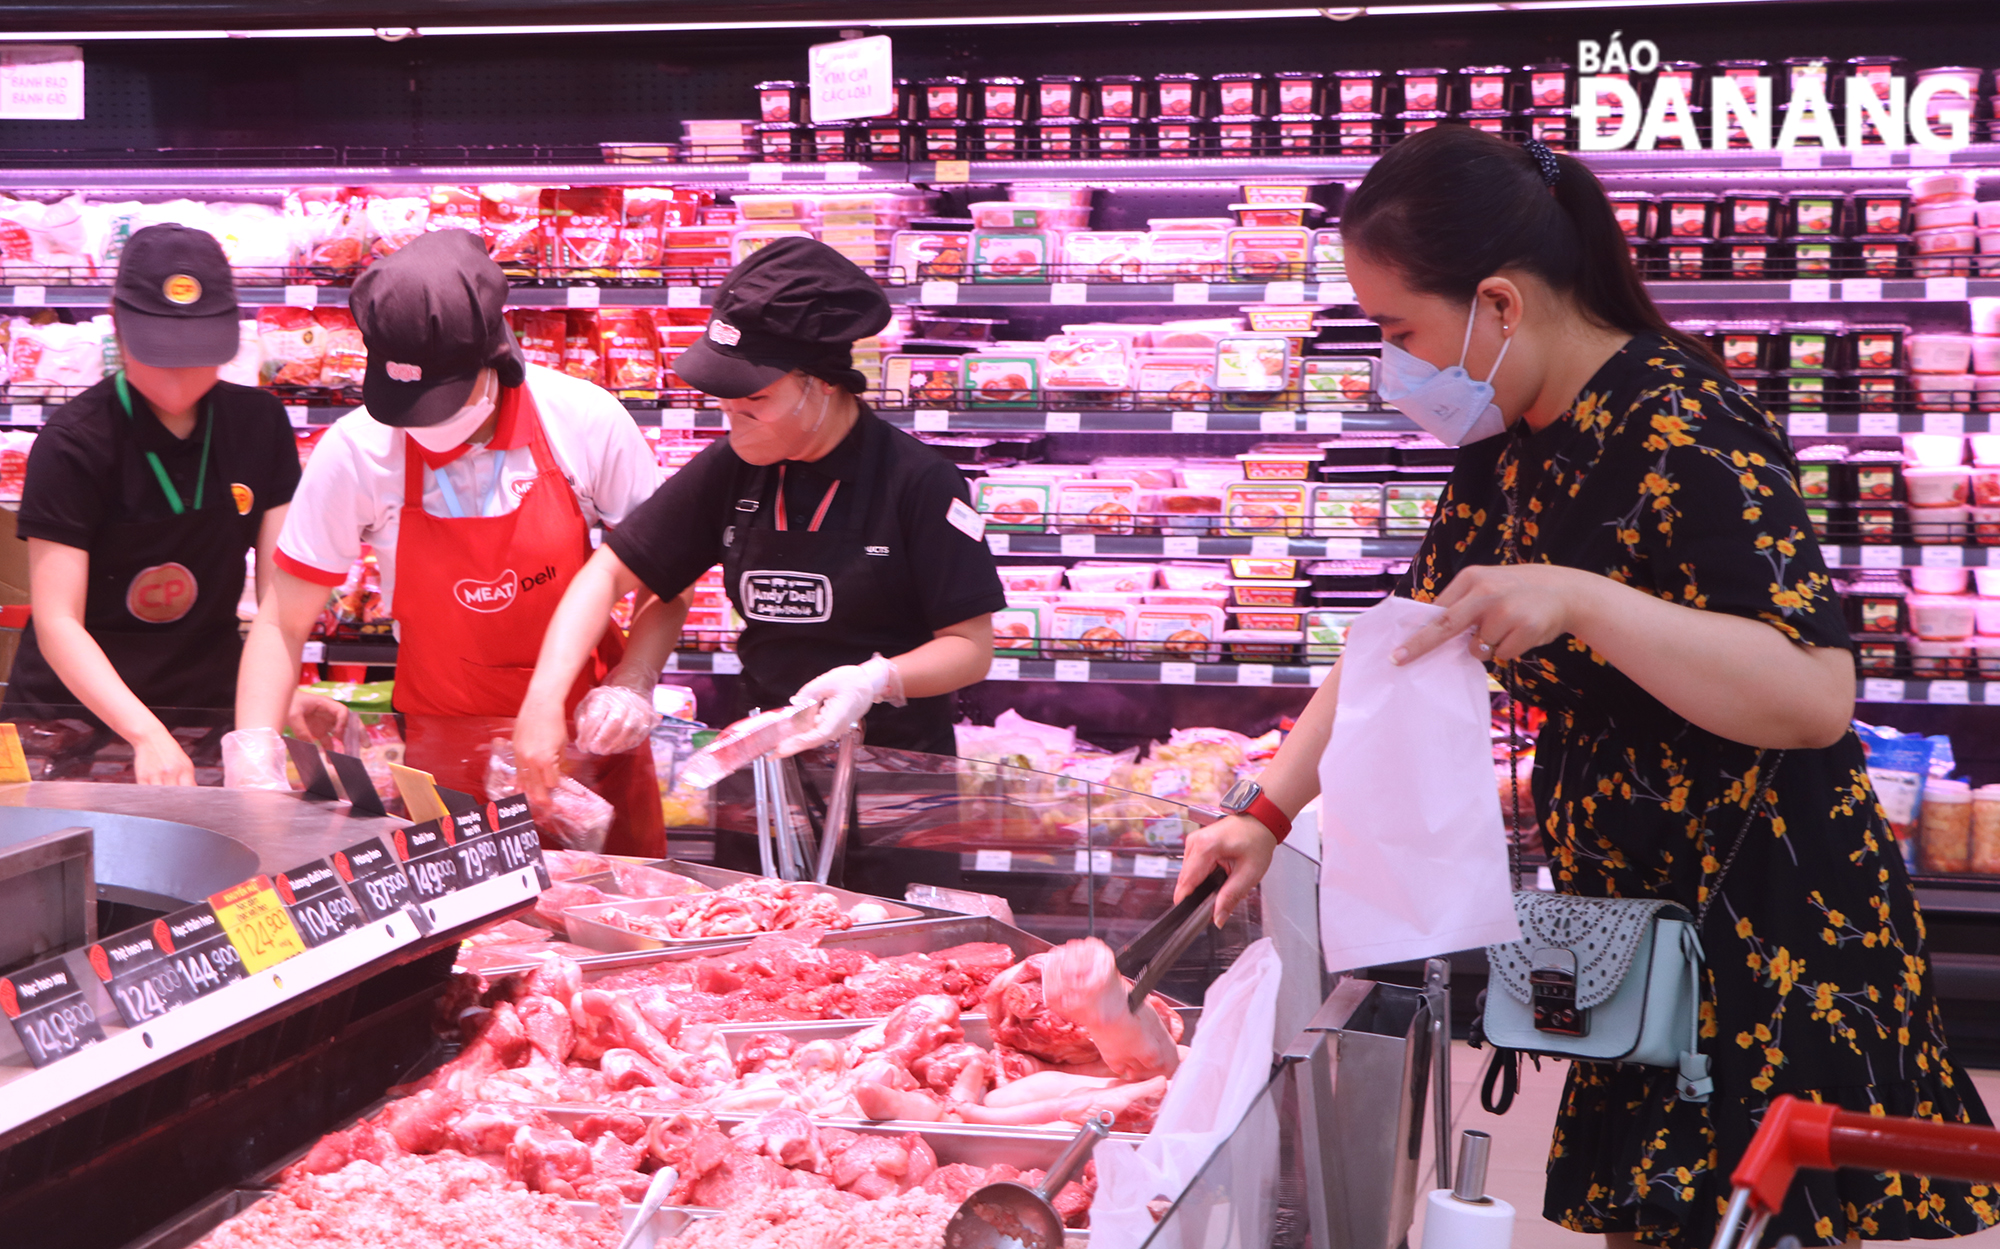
[
  {"x1": 449, "y1": 808, "x2": 502, "y2": 886},
  {"x1": 333, "y1": 836, "x2": 431, "y2": 934},
  {"x1": 153, "y1": 903, "x2": 250, "y2": 1001},
  {"x1": 395, "y1": 819, "x2": 462, "y2": 904},
  {"x1": 87, "y1": 925, "x2": 197, "y2": 1027},
  {"x1": 274, "y1": 858, "x2": 365, "y2": 949},
  {"x1": 1, "y1": 957, "x2": 107, "y2": 1067},
  {"x1": 487, "y1": 793, "x2": 550, "y2": 888}
]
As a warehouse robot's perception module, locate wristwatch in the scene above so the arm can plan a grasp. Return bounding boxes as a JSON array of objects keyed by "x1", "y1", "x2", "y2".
[{"x1": 1220, "y1": 778, "x2": 1292, "y2": 844}]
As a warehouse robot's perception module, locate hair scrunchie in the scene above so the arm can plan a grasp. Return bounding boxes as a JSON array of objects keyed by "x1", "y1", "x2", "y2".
[{"x1": 1521, "y1": 137, "x2": 1562, "y2": 187}]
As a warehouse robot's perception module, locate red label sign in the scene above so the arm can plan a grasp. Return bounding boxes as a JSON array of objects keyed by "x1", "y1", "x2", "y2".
[{"x1": 453, "y1": 569, "x2": 518, "y2": 613}]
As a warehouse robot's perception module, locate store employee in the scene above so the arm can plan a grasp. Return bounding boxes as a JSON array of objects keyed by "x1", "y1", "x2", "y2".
[
  {"x1": 6, "y1": 225, "x2": 328, "y2": 785},
  {"x1": 516, "y1": 237, "x2": 1005, "y2": 786},
  {"x1": 233, "y1": 229, "x2": 672, "y2": 854}
]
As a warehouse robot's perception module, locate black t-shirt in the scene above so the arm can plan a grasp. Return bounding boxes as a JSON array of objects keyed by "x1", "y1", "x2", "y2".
[
  {"x1": 17, "y1": 376, "x2": 302, "y2": 551},
  {"x1": 610, "y1": 406, "x2": 1007, "y2": 634}
]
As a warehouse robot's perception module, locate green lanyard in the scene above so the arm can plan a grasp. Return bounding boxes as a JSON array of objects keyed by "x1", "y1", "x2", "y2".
[{"x1": 114, "y1": 371, "x2": 212, "y2": 516}]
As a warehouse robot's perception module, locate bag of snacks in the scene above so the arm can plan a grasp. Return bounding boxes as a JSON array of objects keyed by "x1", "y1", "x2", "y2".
[
  {"x1": 480, "y1": 184, "x2": 545, "y2": 275},
  {"x1": 562, "y1": 310, "x2": 605, "y2": 385},
  {"x1": 1858, "y1": 722, "x2": 1935, "y2": 868},
  {"x1": 425, "y1": 185, "x2": 482, "y2": 234},
  {"x1": 510, "y1": 308, "x2": 567, "y2": 371},
  {"x1": 552, "y1": 187, "x2": 623, "y2": 278},
  {"x1": 597, "y1": 307, "x2": 661, "y2": 395}
]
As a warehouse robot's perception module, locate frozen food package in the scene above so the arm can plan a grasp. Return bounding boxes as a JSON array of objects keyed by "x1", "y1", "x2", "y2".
[
  {"x1": 0, "y1": 194, "x2": 87, "y2": 281},
  {"x1": 618, "y1": 187, "x2": 697, "y2": 275},
  {"x1": 284, "y1": 186, "x2": 368, "y2": 277},
  {"x1": 480, "y1": 183, "x2": 545, "y2": 274},
  {"x1": 207, "y1": 202, "x2": 291, "y2": 275},
  {"x1": 562, "y1": 310, "x2": 605, "y2": 385},
  {"x1": 314, "y1": 308, "x2": 367, "y2": 389},
  {"x1": 363, "y1": 189, "x2": 431, "y2": 258},
  {"x1": 425, "y1": 185, "x2": 483, "y2": 234},
  {"x1": 510, "y1": 308, "x2": 567, "y2": 371},
  {"x1": 217, "y1": 318, "x2": 262, "y2": 388},
  {"x1": 257, "y1": 306, "x2": 326, "y2": 388},
  {"x1": 679, "y1": 704, "x2": 814, "y2": 790},
  {"x1": 1043, "y1": 334, "x2": 1133, "y2": 390},
  {"x1": 597, "y1": 307, "x2": 661, "y2": 395},
  {"x1": 552, "y1": 186, "x2": 624, "y2": 277}
]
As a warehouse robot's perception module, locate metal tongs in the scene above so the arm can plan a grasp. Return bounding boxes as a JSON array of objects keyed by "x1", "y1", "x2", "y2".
[
  {"x1": 678, "y1": 705, "x2": 862, "y2": 887},
  {"x1": 1114, "y1": 865, "x2": 1226, "y2": 1014}
]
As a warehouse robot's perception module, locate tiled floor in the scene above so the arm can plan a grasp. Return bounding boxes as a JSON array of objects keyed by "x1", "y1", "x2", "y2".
[{"x1": 1404, "y1": 1044, "x2": 2000, "y2": 1249}]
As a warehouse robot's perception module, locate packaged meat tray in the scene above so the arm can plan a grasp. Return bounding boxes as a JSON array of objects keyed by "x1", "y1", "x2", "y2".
[
  {"x1": 974, "y1": 478, "x2": 1052, "y2": 531},
  {"x1": 963, "y1": 354, "x2": 1039, "y2": 407},
  {"x1": 1131, "y1": 604, "x2": 1224, "y2": 660},
  {"x1": 1226, "y1": 227, "x2": 1311, "y2": 280},
  {"x1": 890, "y1": 229, "x2": 971, "y2": 281},
  {"x1": 1223, "y1": 482, "x2": 1308, "y2": 537},
  {"x1": 563, "y1": 881, "x2": 928, "y2": 953},
  {"x1": 992, "y1": 605, "x2": 1044, "y2": 652},
  {"x1": 1215, "y1": 335, "x2": 1292, "y2": 392},
  {"x1": 1303, "y1": 356, "x2": 1375, "y2": 408},
  {"x1": 1062, "y1": 230, "x2": 1150, "y2": 281},
  {"x1": 1043, "y1": 335, "x2": 1132, "y2": 390},
  {"x1": 971, "y1": 230, "x2": 1053, "y2": 282},
  {"x1": 1053, "y1": 478, "x2": 1141, "y2": 534},
  {"x1": 1048, "y1": 601, "x2": 1131, "y2": 657}
]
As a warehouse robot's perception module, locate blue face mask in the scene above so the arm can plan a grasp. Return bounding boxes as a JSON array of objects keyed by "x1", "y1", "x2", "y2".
[{"x1": 1376, "y1": 301, "x2": 1512, "y2": 446}]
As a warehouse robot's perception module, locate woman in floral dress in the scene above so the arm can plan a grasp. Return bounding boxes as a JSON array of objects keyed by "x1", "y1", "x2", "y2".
[{"x1": 1178, "y1": 126, "x2": 1994, "y2": 1247}]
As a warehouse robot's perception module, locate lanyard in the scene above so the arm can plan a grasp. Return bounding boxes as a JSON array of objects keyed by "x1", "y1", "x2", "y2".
[
  {"x1": 428, "y1": 448, "x2": 509, "y2": 520},
  {"x1": 773, "y1": 464, "x2": 839, "y2": 533},
  {"x1": 114, "y1": 372, "x2": 212, "y2": 516}
]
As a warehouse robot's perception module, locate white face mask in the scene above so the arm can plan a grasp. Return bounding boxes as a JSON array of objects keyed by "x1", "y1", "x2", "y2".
[
  {"x1": 1376, "y1": 301, "x2": 1513, "y2": 446},
  {"x1": 403, "y1": 379, "x2": 497, "y2": 453}
]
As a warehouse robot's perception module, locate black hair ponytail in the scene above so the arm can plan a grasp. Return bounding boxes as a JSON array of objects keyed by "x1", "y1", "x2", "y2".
[{"x1": 1342, "y1": 126, "x2": 1723, "y2": 373}]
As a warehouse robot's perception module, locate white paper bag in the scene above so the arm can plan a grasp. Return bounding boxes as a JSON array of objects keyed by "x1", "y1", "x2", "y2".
[
  {"x1": 1317, "y1": 596, "x2": 1520, "y2": 973},
  {"x1": 1090, "y1": 939, "x2": 1284, "y2": 1249}
]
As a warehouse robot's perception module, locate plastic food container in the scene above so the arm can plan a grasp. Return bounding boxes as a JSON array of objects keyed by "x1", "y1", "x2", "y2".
[
  {"x1": 1336, "y1": 114, "x2": 1382, "y2": 153},
  {"x1": 1781, "y1": 238, "x2": 1832, "y2": 276},
  {"x1": 1982, "y1": 593, "x2": 2000, "y2": 630},
  {"x1": 1304, "y1": 357, "x2": 1375, "y2": 408},
  {"x1": 1782, "y1": 324, "x2": 1839, "y2": 372},
  {"x1": 1660, "y1": 192, "x2": 1721, "y2": 239},
  {"x1": 964, "y1": 354, "x2": 1038, "y2": 407},
  {"x1": 1974, "y1": 467, "x2": 2000, "y2": 507},
  {"x1": 1916, "y1": 225, "x2": 1979, "y2": 258},
  {"x1": 1976, "y1": 344, "x2": 2000, "y2": 393},
  {"x1": 1524, "y1": 61, "x2": 1573, "y2": 108},
  {"x1": 1912, "y1": 504, "x2": 1970, "y2": 545},
  {"x1": 858, "y1": 120, "x2": 909, "y2": 161},
  {"x1": 1907, "y1": 468, "x2": 1971, "y2": 506},
  {"x1": 1305, "y1": 610, "x2": 1362, "y2": 660},
  {"x1": 1916, "y1": 200, "x2": 1979, "y2": 232},
  {"x1": 1228, "y1": 579, "x2": 1309, "y2": 607},
  {"x1": 1777, "y1": 373, "x2": 1832, "y2": 410},
  {"x1": 1920, "y1": 779, "x2": 1975, "y2": 873},
  {"x1": 1151, "y1": 116, "x2": 1202, "y2": 157},
  {"x1": 1459, "y1": 65, "x2": 1512, "y2": 112},
  {"x1": 1663, "y1": 242, "x2": 1711, "y2": 280},
  {"x1": 976, "y1": 480, "x2": 1050, "y2": 531},
  {"x1": 1333, "y1": 70, "x2": 1384, "y2": 114},
  {"x1": 977, "y1": 121, "x2": 1023, "y2": 159},
  {"x1": 882, "y1": 353, "x2": 963, "y2": 406},
  {"x1": 752, "y1": 123, "x2": 802, "y2": 160},
  {"x1": 1461, "y1": 111, "x2": 1509, "y2": 136},
  {"x1": 997, "y1": 566, "x2": 1066, "y2": 593},
  {"x1": 1223, "y1": 482, "x2": 1308, "y2": 536},
  {"x1": 1912, "y1": 565, "x2": 1971, "y2": 594},
  {"x1": 1607, "y1": 192, "x2": 1657, "y2": 241},
  {"x1": 1219, "y1": 629, "x2": 1300, "y2": 661},
  {"x1": 1727, "y1": 241, "x2": 1778, "y2": 279},
  {"x1": 1273, "y1": 72, "x2": 1323, "y2": 115},
  {"x1": 1066, "y1": 564, "x2": 1158, "y2": 594},
  {"x1": 1913, "y1": 373, "x2": 1976, "y2": 411},
  {"x1": 1230, "y1": 555, "x2": 1300, "y2": 581},
  {"x1": 1796, "y1": 449, "x2": 1843, "y2": 503},
  {"x1": 1911, "y1": 638, "x2": 1975, "y2": 677},
  {"x1": 1910, "y1": 169, "x2": 1978, "y2": 206},
  {"x1": 1905, "y1": 432, "x2": 1966, "y2": 467},
  {"x1": 1043, "y1": 336, "x2": 1132, "y2": 391},
  {"x1": 1213, "y1": 72, "x2": 1266, "y2": 116},
  {"x1": 1215, "y1": 116, "x2": 1266, "y2": 152},
  {"x1": 1049, "y1": 602, "x2": 1130, "y2": 656},
  {"x1": 1854, "y1": 190, "x2": 1914, "y2": 235},
  {"x1": 1037, "y1": 74, "x2": 1086, "y2": 119},
  {"x1": 1054, "y1": 479, "x2": 1141, "y2": 534},
  {"x1": 1310, "y1": 228, "x2": 1346, "y2": 280},
  {"x1": 1216, "y1": 336, "x2": 1292, "y2": 392},
  {"x1": 978, "y1": 76, "x2": 1028, "y2": 120},
  {"x1": 1089, "y1": 74, "x2": 1146, "y2": 119},
  {"x1": 1237, "y1": 450, "x2": 1320, "y2": 481},
  {"x1": 1857, "y1": 235, "x2": 1913, "y2": 278},
  {"x1": 1787, "y1": 193, "x2": 1843, "y2": 237},
  {"x1": 1845, "y1": 577, "x2": 1907, "y2": 634},
  {"x1": 991, "y1": 606, "x2": 1043, "y2": 652},
  {"x1": 1716, "y1": 323, "x2": 1774, "y2": 372},
  {"x1": 1396, "y1": 67, "x2": 1450, "y2": 112},
  {"x1": 1849, "y1": 452, "x2": 1906, "y2": 501},
  {"x1": 1149, "y1": 228, "x2": 1228, "y2": 279},
  {"x1": 1154, "y1": 73, "x2": 1205, "y2": 118},
  {"x1": 1854, "y1": 637, "x2": 1906, "y2": 677},
  {"x1": 1723, "y1": 190, "x2": 1782, "y2": 238},
  {"x1": 1849, "y1": 325, "x2": 1905, "y2": 372},
  {"x1": 1227, "y1": 227, "x2": 1311, "y2": 279},
  {"x1": 1131, "y1": 605, "x2": 1224, "y2": 660},
  {"x1": 1397, "y1": 111, "x2": 1446, "y2": 138},
  {"x1": 1384, "y1": 482, "x2": 1444, "y2": 533},
  {"x1": 1156, "y1": 564, "x2": 1231, "y2": 591},
  {"x1": 1031, "y1": 120, "x2": 1082, "y2": 158},
  {"x1": 1232, "y1": 607, "x2": 1307, "y2": 633},
  {"x1": 971, "y1": 230, "x2": 1052, "y2": 281}
]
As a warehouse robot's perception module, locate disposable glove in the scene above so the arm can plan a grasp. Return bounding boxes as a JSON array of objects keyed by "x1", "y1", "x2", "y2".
[{"x1": 776, "y1": 653, "x2": 905, "y2": 757}]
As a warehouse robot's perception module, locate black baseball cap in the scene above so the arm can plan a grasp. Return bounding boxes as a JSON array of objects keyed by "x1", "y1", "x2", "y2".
[
  {"x1": 675, "y1": 236, "x2": 892, "y2": 399},
  {"x1": 112, "y1": 224, "x2": 241, "y2": 369},
  {"x1": 350, "y1": 228, "x2": 526, "y2": 428}
]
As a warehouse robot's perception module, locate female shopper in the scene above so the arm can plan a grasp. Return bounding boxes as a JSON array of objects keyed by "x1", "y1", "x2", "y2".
[
  {"x1": 1177, "y1": 126, "x2": 1993, "y2": 1247},
  {"x1": 6, "y1": 224, "x2": 338, "y2": 784},
  {"x1": 233, "y1": 229, "x2": 671, "y2": 854},
  {"x1": 515, "y1": 237, "x2": 1005, "y2": 796}
]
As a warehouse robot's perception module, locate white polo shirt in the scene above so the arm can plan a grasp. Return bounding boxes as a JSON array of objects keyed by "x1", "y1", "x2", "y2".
[{"x1": 276, "y1": 364, "x2": 660, "y2": 614}]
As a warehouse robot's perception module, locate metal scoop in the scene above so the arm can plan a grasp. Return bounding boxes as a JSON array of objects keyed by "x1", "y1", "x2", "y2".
[
  {"x1": 943, "y1": 1112, "x2": 1114, "y2": 1249},
  {"x1": 613, "y1": 1164, "x2": 676, "y2": 1249}
]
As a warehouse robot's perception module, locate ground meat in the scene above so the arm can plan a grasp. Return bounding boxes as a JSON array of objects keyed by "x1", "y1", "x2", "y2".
[{"x1": 663, "y1": 1187, "x2": 961, "y2": 1249}]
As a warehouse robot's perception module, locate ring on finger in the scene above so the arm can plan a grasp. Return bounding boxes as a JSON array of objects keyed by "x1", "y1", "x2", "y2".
[{"x1": 1475, "y1": 638, "x2": 1495, "y2": 655}]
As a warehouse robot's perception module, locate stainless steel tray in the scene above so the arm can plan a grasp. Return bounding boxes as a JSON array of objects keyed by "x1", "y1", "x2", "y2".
[
  {"x1": 542, "y1": 1104, "x2": 1144, "y2": 1163},
  {"x1": 711, "y1": 1006, "x2": 1200, "y2": 1048},
  {"x1": 573, "y1": 913, "x2": 1053, "y2": 983},
  {"x1": 564, "y1": 886, "x2": 929, "y2": 955}
]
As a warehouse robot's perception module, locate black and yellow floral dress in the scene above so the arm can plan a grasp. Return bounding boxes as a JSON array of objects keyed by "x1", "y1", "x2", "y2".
[{"x1": 1405, "y1": 333, "x2": 1995, "y2": 1247}]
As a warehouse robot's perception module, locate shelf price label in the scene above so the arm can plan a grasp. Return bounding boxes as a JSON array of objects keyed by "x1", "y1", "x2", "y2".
[
  {"x1": 1316, "y1": 280, "x2": 1356, "y2": 305},
  {"x1": 285, "y1": 404, "x2": 309, "y2": 430},
  {"x1": 565, "y1": 285, "x2": 601, "y2": 308},
  {"x1": 11, "y1": 284, "x2": 45, "y2": 307},
  {"x1": 1060, "y1": 534, "x2": 1097, "y2": 557},
  {"x1": 974, "y1": 849, "x2": 1013, "y2": 873},
  {"x1": 1172, "y1": 282, "x2": 1209, "y2": 304},
  {"x1": 1263, "y1": 280, "x2": 1306, "y2": 304},
  {"x1": 1909, "y1": 146, "x2": 1952, "y2": 168},
  {"x1": 88, "y1": 924, "x2": 197, "y2": 1027},
  {"x1": 333, "y1": 836, "x2": 425, "y2": 930},
  {"x1": 1924, "y1": 412, "x2": 1966, "y2": 436},
  {"x1": 1325, "y1": 538, "x2": 1364, "y2": 559},
  {"x1": 1861, "y1": 677, "x2": 1907, "y2": 703},
  {"x1": 1054, "y1": 659, "x2": 1091, "y2": 682},
  {"x1": 1236, "y1": 663, "x2": 1275, "y2": 686},
  {"x1": 1921, "y1": 544, "x2": 1965, "y2": 568},
  {"x1": 301, "y1": 640, "x2": 326, "y2": 664},
  {"x1": 666, "y1": 285, "x2": 703, "y2": 308},
  {"x1": 1159, "y1": 661, "x2": 1198, "y2": 686},
  {"x1": 934, "y1": 160, "x2": 971, "y2": 184},
  {"x1": 822, "y1": 162, "x2": 863, "y2": 183},
  {"x1": 449, "y1": 807, "x2": 504, "y2": 888},
  {"x1": 1928, "y1": 680, "x2": 1971, "y2": 705},
  {"x1": 1, "y1": 957, "x2": 106, "y2": 1068},
  {"x1": 284, "y1": 284, "x2": 319, "y2": 308},
  {"x1": 1840, "y1": 278, "x2": 1883, "y2": 302},
  {"x1": 1133, "y1": 855, "x2": 1174, "y2": 879},
  {"x1": 1304, "y1": 411, "x2": 1344, "y2": 435},
  {"x1": 1073, "y1": 849, "x2": 1116, "y2": 875},
  {"x1": 1852, "y1": 145, "x2": 1893, "y2": 169},
  {"x1": 1858, "y1": 544, "x2": 1904, "y2": 569},
  {"x1": 1309, "y1": 664, "x2": 1335, "y2": 687},
  {"x1": 210, "y1": 876, "x2": 308, "y2": 974},
  {"x1": 1926, "y1": 276, "x2": 1970, "y2": 302},
  {"x1": 272, "y1": 858, "x2": 365, "y2": 949},
  {"x1": 987, "y1": 656, "x2": 1021, "y2": 681},
  {"x1": 1170, "y1": 410, "x2": 1208, "y2": 433},
  {"x1": 1857, "y1": 412, "x2": 1900, "y2": 436},
  {"x1": 712, "y1": 651, "x2": 745, "y2": 674},
  {"x1": 919, "y1": 280, "x2": 959, "y2": 305},
  {"x1": 151, "y1": 902, "x2": 250, "y2": 1001},
  {"x1": 487, "y1": 793, "x2": 552, "y2": 889},
  {"x1": 1789, "y1": 278, "x2": 1832, "y2": 303},
  {"x1": 913, "y1": 409, "x2": 950, "y2": 431},
  {"x1": 9, "y1": 403, "x2": 41, "y2": 425},
  {"x1": 1786, "y1": 412, "x2": 1829, "y2": 436},
  {"x1": 1249, "y1": 535, "x2": 1289, "y2": 558},
  {"x1": 1050, "y1": 282, "x2": 1089, "y2": 305},
  {"x1": 1044, "y1": 411, "x2": 1081, "y2": 432},
  {"x1": 1260, "y1": 410, "x2": 1298, "y2": 433},
  {"x1": 986, "y1": 533, "x2": 1010, "y2": 555},
  {"x1": 1161, "y1": 536, "x2": 1200, "y2": 558},
  {"x1": 1780, "y1": 147, "x2": 1823, "y2": 169},
  {"x1": 394, "y1": 820, "x2": 465, "y2": 904}
]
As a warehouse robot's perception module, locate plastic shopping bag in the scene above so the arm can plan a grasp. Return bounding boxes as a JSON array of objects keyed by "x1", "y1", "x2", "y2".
[
  {"x1": 1089, "y1": 938, "x2": 1285, "y2": 1249},
  {"x1": 1316, "y1": 595, "x2": 1519, "y2": 973},
  {"x1": 485, "y1": 738, "x2": 613, "y2": 853}
]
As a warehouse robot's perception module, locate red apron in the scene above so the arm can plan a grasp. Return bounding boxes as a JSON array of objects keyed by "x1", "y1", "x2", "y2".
[{"x1": 393, "y1": 384, "x2": 664, "y2": 857}]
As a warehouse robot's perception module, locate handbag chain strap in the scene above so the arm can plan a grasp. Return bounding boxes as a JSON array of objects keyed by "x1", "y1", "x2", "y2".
[{"x1": 1495, "y1": 465, "x2": 1783, "y2": 928}]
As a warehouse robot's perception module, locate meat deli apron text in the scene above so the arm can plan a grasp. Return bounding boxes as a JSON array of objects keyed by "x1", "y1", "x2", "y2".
[{"x1": 392, "y1": 383, "x2": 663, "y2": 855}]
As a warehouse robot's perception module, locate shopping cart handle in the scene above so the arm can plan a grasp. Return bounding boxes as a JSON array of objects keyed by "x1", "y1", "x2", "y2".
[{"x1": 1731, "y1": 1095, "x2": 2000, "y2": 1219}]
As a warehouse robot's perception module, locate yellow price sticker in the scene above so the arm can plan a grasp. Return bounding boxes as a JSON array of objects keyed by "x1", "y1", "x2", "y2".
[
  {"x1": 0, "y1": 722, "x2": 27, "y2": 784},
  {"x1": 209, "y1": 876, "x2": 307, "y2": 974},
  {"x1": 934, "y1": 159, "x2": 971, "y2": 184},
  {"x1": 390, "y1": 762, "x2": 451, "y2": 825}
]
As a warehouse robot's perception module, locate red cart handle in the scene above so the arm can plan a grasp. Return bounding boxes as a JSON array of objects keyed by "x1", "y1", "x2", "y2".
[{"x1": 1726, "y1": 1095, "x2": 2000, "y2": 1227}]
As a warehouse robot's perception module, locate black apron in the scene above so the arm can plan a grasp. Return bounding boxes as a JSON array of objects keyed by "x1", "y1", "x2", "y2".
[
  {"x1": 5, "y1": 385, "x2": 251, "y2": 720},
  {"x1": 722, "y1": 417, "x2": 956, "y2": 754}
]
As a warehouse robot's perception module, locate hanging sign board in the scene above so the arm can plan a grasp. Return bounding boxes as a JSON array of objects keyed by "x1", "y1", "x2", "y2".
[
  {"x1": 0, "y1": 45, "x2": 83, "y2": 121},
  {"x1": 808, "y1": 35, "x2": 895, "y2": 124}
]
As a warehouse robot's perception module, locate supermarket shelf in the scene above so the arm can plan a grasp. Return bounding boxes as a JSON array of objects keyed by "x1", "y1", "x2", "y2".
[
  {"x1": 1822, "y1": 544, "x2": 1998, "y2": 568},
  {"x1": 1787, "y1": 412, "x2": 1998, "y2": 436},
  {"x1": 1646, "y1": 278, "x2": 2000, "y2": 303},
  {"x1": 667, "y1": 649, "x2": 1332, "y2": 686},
  {"x1": 956, "y1": 849, "x2": 1190, "y2": 879},
  {"x1": 1915, "y1": 880, "x2": 2000, "y2": 917},
  {"x1": 0, "y1": 162, "x2": 927, "y2": 192},
  {"x1": 881, "y1": 407, "x2": 1415, "y2": 434},
  {"x1": 983, "y1": 533, "x2": 1423, "y2": 558},
  {"x1": 1856, "y1": 677, "x2": 2000, "y2": 706}
]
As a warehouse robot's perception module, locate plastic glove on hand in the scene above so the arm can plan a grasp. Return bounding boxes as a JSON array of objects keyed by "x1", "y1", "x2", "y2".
[
  {"x1": 222, "y1": 727, "x2": 291, "y2": 791},
  {"x1": 776, "y1": 653, "x2": 904, "y2": 757},
  {"x1": 573, "y1": 684, "x2": 659, "y2": 756}
]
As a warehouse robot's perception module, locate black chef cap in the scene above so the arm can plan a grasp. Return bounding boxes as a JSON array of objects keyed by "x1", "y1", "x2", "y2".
[{"x1": 674, "y1": 236, "x2": 892, "y2": 399}]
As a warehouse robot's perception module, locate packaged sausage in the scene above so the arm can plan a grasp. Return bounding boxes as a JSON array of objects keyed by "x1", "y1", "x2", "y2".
[
  {"x1": 973, "y1": 479, "x2": 1051, "y2": 531},
  {"x1": 1049, "y1": 601, "x2": 1130, "y2": 657},
  {"x1": 562, "y1": 311, "x2": 605, "y2": 386},
  {"x1": 548, "y1": 187, "x2": 623, "y2": 278},
  {"x1": 971, "y1": 230, "x2": 1052, "y2": 282},
  {"x1": 992, "y1": 606, "x2": 1045, "y2": 653},
  {"x1": 1054, "y1": 478, "x2": 1141, "y2": 534},
  {"x1": 963, "y1": 355, "x2": 1039, "y2": 407},
  {"x1": 285, "y1": 186, "x2": 367, "y2": 277},
  {"x1": 598, "y1": 308, "x2": 661, "y2": 397},
  {"x1": 477, "y1": 184, "x2": 545, "y2": 275},
  {"x1": 882, "y1": 353, "x2": 963, "y2": 406},
  {"x1": 619, "y1": 188, "x2": 694, "y2": 276},
  {"x1": 1132, "y1": 604, "x2": 1224, "y2": 661},
  {"x1": 1223, "y1": 483, "x2": 1308, "y2": 537},
  {"x1": 256, "y1": 306, "x2": 325, "y2": 388},
  {"x1": 314, "y1": 308, "x2": 367, "y2": 390},
  {"x1": 364, "y1": 190, "x2": 430, "y2": 259},
  {"x1": 511, "y1": 309, "x2": 567, "y2": 371}
]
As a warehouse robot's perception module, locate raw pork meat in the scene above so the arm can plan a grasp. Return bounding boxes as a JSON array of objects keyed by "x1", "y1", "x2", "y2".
[
  {"x1": 983, "y1": 951, "x2": 1183, "y2": 1068},
  {"x1": 602, "y1": 879, "x2": 857, "y2": 940}
]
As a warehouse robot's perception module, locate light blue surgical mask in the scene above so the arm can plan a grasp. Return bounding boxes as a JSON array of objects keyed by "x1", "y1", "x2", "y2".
[{"x1": 1377, "y1": 301, "x2": 1512, "y2": 446}]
